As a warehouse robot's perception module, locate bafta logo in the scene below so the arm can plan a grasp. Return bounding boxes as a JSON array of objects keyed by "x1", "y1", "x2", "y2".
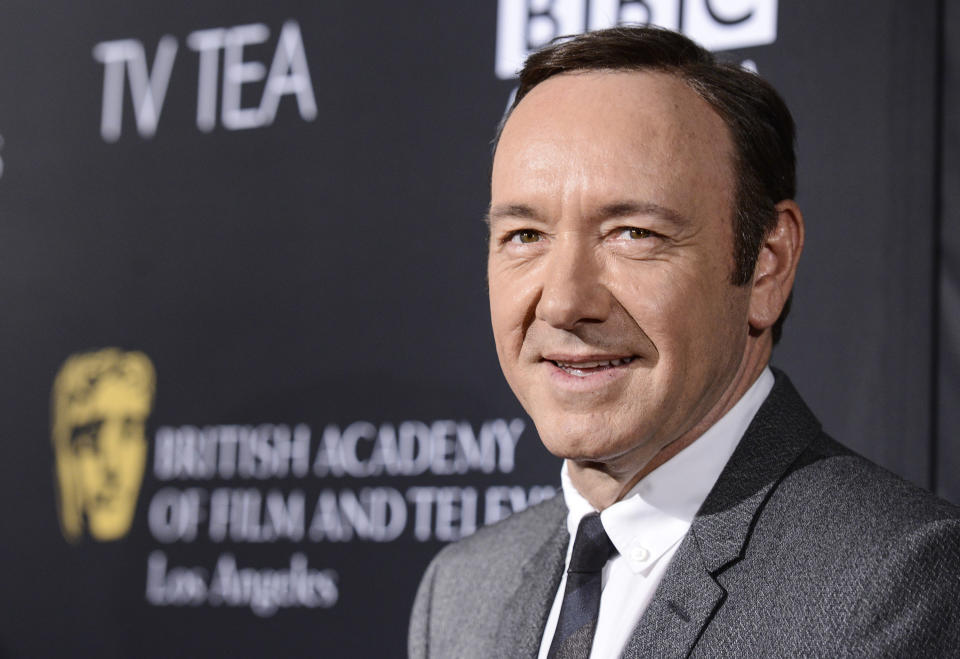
[{"x1": 51, "y1": 349, "x2": 155, "y2": 542}]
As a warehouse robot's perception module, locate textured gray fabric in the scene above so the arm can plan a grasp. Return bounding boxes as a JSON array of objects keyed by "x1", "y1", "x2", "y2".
[
  {"x1": 408, "y1": 371, "x2": 960, "y2": 658},
  {"x1": 409, "y1": 493, "x2": 567, "y2": 659},
  {"x1": 550, "y1": 620, "x2": 596, "y2": 658}
]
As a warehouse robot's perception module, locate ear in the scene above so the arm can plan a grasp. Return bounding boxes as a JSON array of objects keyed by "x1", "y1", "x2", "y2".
[{"x1": 748, "y1": 200, "x2": 805, "y2": 332}]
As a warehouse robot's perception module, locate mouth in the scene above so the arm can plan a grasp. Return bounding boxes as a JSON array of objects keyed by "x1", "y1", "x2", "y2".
[{"x1": 545, "y1": 355, "x2": 636, "y2": 377}]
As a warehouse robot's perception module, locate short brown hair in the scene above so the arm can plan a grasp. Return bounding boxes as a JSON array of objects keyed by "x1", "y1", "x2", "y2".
[{"x1": 496, "y1": 26, "x2": 797, "y2": 343}]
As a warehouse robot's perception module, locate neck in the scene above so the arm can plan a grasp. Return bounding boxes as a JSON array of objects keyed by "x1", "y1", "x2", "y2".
[{"x1": 568, "y1": 337, "x2": 771, "y2": 511}]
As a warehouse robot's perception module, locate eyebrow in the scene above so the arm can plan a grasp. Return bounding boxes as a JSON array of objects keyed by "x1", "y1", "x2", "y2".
[
  {"x1": 595, "y1": 201, "x2": 690, "y2": 228},
  {"x1": 485, "y1": 203, "x2": 536, "y2": 225},
  {"x1": 484, "y1": 201, "x2": 690, "y2": 227}
]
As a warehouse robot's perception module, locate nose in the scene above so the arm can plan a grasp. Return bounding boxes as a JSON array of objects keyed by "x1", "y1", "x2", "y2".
[
  {"x1": 536, "y1": 235, "x2": 610, "y2": 329},
  {"x1": 97, "y1": 421, "x2": 123, "y2": 487}
]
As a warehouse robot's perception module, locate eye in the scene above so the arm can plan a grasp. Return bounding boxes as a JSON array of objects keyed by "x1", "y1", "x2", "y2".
[
  {"x1": 70, "y1": 420, "x2": 103, "y2": 452},
  {"x1": 508, "y1": 230, "x2": 542, "y2": 244},
  {"x1": 620, "y1": 227, "x2": 652, "y2": 240}
]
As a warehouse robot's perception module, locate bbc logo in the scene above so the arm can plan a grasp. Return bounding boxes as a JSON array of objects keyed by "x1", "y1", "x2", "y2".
[{"x1": 495, "y1": 0, "x2": 778, "y2": 79}]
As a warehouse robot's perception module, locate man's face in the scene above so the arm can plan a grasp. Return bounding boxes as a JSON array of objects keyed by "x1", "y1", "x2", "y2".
[
  {"x1": 488, "y1": 71, "x2": 756, "y2": 472},
  {"x1": 66, "y1": 376, "x2": 149, "y2": 540}
]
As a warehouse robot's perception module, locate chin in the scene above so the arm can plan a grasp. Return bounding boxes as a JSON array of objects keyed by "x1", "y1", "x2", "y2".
[{"x1": 535, "y1": 418, "x2": 643, "y2": 464}]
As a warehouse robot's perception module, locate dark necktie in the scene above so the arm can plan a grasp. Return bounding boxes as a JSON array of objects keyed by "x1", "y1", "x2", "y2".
[{"x1": 547, "y1": 512, "x2": 618, "y2": 659}]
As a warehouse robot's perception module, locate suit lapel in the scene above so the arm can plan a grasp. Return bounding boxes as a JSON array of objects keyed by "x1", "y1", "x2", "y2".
[
  {"x1": 623, "y1": 370, "x2": 822, "y2": 658},
  {"x1": 621, "y1": 532, "x2": 724, "y2": 658},
  {"x1": 495, "y1": 497, "x2": 569, "y2": 659}
]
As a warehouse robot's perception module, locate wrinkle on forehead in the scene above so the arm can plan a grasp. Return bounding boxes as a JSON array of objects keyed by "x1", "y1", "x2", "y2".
[{"x1": 492, "y1": 70, "x2": 735, "y2": 222}]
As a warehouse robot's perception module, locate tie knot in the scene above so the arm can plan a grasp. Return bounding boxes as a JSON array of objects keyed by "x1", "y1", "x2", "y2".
[{"x1": 568, "y1": 512, "x2": 617, "y2": 573}]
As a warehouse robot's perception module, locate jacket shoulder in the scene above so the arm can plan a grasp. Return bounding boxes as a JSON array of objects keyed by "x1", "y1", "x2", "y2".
[
  {"x1": 704, "y1": 430, "x2": 960, "y2": 656},
  {"x1": 408, "y1": 495, "x2": 566, "y2": 659},
  {"x1": 432, "y1": 493, "x2": 566, "y2": 566},
  {"x1": 780, "y1": 432, "x2": 960, "y2": 531},
  {"x1": 691, "y1": 371, "x2": 960, "y2": 656}
]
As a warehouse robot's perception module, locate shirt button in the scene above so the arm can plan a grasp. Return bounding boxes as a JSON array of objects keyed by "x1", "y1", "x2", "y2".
[{"x1": 630, "y1": 545, "x2": 650, "y2": 563}]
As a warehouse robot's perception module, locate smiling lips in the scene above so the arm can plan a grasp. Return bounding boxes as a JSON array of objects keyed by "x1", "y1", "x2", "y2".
[{"x1": 549, "y1": 356, "x2": 636, "y2": 377}]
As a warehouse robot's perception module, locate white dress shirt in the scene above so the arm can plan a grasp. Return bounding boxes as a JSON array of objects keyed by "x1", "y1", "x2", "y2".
[{"x1": 537, "y1": 368, "x2": 775, "y2": 659}]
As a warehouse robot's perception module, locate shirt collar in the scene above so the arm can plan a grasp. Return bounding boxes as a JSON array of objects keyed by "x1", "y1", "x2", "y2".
[{"x1": 560, "y1": 367, "x2": 775, "y2": 574}]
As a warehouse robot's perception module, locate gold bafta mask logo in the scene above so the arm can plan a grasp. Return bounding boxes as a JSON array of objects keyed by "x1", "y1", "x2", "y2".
[{"x1": 51, "y1": 349, "x2": 155, "y2": 542}]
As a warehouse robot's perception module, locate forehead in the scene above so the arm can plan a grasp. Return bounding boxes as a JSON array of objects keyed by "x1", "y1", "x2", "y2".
[
  {"x1": 67, "y1": 377, "x2": 150, "y2": 419},
  {"x1": 492, "y1": 70, "x2": 735, "y2": 219}
]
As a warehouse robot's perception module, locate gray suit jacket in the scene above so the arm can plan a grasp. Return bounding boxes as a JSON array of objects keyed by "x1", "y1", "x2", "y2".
[{"x1": 409, "y1": 372, "x2": 960, "y2": 657}]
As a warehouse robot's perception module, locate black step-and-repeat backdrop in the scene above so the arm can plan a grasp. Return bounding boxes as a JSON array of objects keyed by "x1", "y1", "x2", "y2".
[{"x1": 1, "y1": 1, "x2": 957, "y2": 656}]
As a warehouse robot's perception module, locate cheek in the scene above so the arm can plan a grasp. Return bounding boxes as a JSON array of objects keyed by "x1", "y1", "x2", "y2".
[
  {"x1": 613, "y1": 262, "x2": 743, "y2": 353},
  {"x1": 612, "y1": 264, "x2": 697, "y2": 336},
  {"x1": 75, "y1": 455, "x2": 103, "y2": 492},
  {"x1": 488, "y1": 267, "x2": 537, "y2": 350},
  {"x1": 488, "y1": 288, "x2": 514, "y2": 356},
  {"x1": 119, "y1": 439, "x2": 147, "y2": 469},
  {"x1": 75, "y1": 452, "x2": 97, "y2": 471}
]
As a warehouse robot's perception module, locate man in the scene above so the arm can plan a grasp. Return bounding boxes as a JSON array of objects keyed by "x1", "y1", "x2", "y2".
[{"x1": 409, "y1": 26, "x2": 960, "y2": 658}]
